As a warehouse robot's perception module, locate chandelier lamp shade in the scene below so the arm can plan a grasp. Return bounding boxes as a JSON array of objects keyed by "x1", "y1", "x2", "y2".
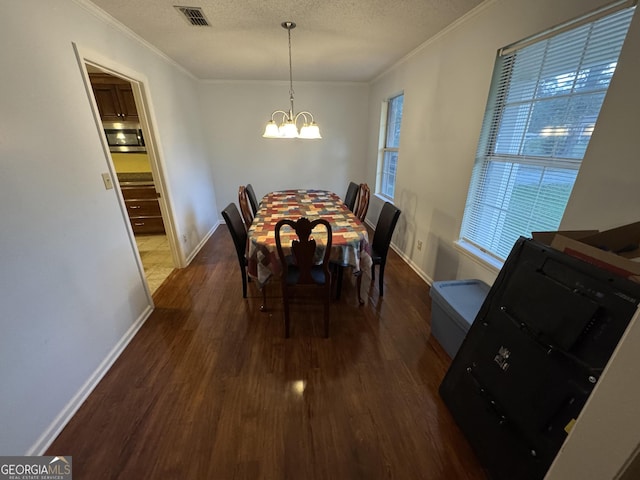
[{"x1": 263, "y1": 21, "x2": 322, "y2": 139}]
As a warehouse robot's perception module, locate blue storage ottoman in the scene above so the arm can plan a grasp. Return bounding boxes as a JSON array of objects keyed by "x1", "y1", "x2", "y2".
[{"x1": 430, "y1": 279, "x2": 490, "y2": 358}]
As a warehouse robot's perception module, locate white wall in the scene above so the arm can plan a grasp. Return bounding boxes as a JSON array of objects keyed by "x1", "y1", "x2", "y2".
[
  {"x1": 561, "y1": 2, "x2": 640, "y2": 230},
  {"x1": 366, "y1": 0, "x2": 640, "y2": 477},
  {"x1": 0, "y1": 0, "x2": 218, "y2": 454},
  {"x1": 365, "y1": 0, "x2": 640, "y2": 286},
  {"x1": 198, "y1": 81, "x2": 369, "y2": 210}
]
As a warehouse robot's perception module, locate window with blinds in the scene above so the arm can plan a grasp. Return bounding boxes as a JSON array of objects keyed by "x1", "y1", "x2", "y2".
[
  {"x1": 460, "y1": 1, "x2": 636, "y2": 262},
  {"x1": 378, "y1": 94, "x2": 404, "y2": 200}
]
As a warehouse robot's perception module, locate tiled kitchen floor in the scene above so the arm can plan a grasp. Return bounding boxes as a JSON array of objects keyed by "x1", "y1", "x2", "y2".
[{"x1": 135, "y1": 234, "x2": 174, "y2": 294}]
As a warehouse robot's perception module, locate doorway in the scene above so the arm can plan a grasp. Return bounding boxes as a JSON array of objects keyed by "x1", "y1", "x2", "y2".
[{"x1": 85, "y1": 63, "x2": 179, "y2": 294}]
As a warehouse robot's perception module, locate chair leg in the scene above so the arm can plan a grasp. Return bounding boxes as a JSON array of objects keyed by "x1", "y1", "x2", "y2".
[
  {"x1": 371, "y1": 263, "x2": 376, "y2": 281},
  {"x1": 241, "y1": 269, "x2": 247, "y2": 298},
  {"x1": 356, "y1": 271, "x2": 364, "y2": 305},
  {"x1": 379, "y1": 262, "x2": 385, "y2": 296}
]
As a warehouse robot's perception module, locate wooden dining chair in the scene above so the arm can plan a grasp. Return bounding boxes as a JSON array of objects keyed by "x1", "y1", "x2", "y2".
[
  {"x1": 221, "y1": 203, "x2": 250, "y2": 298},
  {"x1": 344, "y1": 181, "x2": 359, "y2": 212},
  {"x1": 332, "y1": 183, "x2": 369, "y2": 303},
  {"x1": 354, "y1": 183, "x2": 370, "y2": 222},
  {"x1": 371, "y1": 202, "x2": 401, "y2": 296},
  {"x1": 275, "y1": 217, "x2": 333, "y2": 338},
  {"x1": 245, "y1": 183, "x2": 259, "y2": 216},
  {"x1": 238, "y1": 185, "x2": 254, "y2": 229}
]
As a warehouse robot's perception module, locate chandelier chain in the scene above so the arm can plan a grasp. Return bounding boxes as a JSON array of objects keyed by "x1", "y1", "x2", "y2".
[{"x1": 287, "y1": 25, "x2": 295, "y2": 108}]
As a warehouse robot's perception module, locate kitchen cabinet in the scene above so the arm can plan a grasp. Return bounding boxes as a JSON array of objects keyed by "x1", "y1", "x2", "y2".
[
  {"x1": 89, "y1": 73, "x2": 138, "y2": 122},
  {"x1": 120, "y1": 183, "x2": 165, "y2": 235}
]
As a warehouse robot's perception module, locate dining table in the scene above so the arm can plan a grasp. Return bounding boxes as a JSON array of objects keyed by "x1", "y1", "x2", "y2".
[{"x1": 247, "y1": 189, "x2": 372, "y2": 305}]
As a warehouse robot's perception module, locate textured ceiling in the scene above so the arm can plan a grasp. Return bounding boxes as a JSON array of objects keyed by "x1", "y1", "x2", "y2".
[{"x1": 87, "y1": 0, "x2": 484, "y2": 82}]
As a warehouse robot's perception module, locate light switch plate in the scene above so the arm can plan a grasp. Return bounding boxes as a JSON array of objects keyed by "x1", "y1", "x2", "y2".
[{"x1": 101, "y1": 172, "x2": 114, "y2": 190}]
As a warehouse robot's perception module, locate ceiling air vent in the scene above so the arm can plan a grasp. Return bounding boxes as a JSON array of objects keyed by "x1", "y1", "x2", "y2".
[{"x1": 174, "y1": 6, "x2": 210, "y2": 26}]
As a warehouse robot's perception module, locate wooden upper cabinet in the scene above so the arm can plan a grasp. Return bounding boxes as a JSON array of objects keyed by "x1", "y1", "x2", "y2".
[
  {"x1": 89, "y1": 73, "x2": 138, "y2": 122},
  {"x1": 116, "y1": 84, "x2": 137, "y2": 119}
]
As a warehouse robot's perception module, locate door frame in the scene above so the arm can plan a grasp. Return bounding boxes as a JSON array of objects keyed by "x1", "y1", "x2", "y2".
[{"x1": 72, "y1": 43, "x2": 185, "y2": 298}]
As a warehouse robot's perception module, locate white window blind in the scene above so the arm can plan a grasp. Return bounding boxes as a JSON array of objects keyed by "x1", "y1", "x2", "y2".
[
  {"x1": 379, "y1": 94, "x2": 404, "y2": 200},
  {"x1": 460, "y1": 2, "x2": 635, "y2": 261}
]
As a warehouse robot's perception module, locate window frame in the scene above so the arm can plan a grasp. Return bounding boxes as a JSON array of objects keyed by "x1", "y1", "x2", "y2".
[
  {"x1": 458, "y1": 0, "x2": 636, "y2": 266},
  {"x1": 376, "y1": 93, "x2": 404, "y2": 201}
]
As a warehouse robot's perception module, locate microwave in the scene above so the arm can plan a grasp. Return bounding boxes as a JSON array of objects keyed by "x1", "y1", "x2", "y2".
[{"x1": 103, "y1": 122, "x2": 146, "y2": 153}]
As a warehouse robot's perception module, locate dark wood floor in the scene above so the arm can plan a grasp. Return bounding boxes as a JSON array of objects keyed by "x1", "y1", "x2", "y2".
[{"x1": 47, "y1": 225, "x2": 488, "y2": 480}]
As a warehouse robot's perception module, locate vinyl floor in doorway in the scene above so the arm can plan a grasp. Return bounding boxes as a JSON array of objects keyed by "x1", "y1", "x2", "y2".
[{"x1": 135, "y1": 234, "x2": 173, "y2": 293}]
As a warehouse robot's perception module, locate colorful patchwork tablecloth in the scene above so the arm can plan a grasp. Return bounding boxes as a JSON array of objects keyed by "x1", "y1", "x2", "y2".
[{"x1": 247, "y1": 189, "x2": 372, "y2": 285}]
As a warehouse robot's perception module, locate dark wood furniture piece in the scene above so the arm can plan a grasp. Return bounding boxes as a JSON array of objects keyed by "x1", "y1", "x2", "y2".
[
  {"x1": 245, "y1": 183, "x2": 259, "y2": 217},
  {"x1": 355, "y1": 183, "x2": 370, "y2": 222},
  {"x1": 334, "y1": 182, "x2": 369, "y2": 300},
  {"x1": 238, "y1": 185, "x2": 254, "y2": 230},
  {"x1": 89, "y1": 73, "x2": 138, "y2": 121},
  {"x1": 221, "y1": 203, "x2": 250, "y2": 298},
  {"x1": 120, "y1": 183, "x2": 165, "y2": 235},
  {"x1": 344, "y1": 181, "x2": 359, "y2": 212},
  {"x1": 275, "y1": 217, "x2": 333, "y2": 338},
  {"x1": 371, "y1": 201, "x2": 401, "y2": 296},
  {"x1": 247, "y1": 190, "x2": 371, "y2": 307}
]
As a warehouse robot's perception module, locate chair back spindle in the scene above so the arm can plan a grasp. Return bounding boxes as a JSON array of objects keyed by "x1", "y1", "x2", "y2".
[
  {"x1": 355, "y1": 183, "x2": 370, "y2": 222},
  {"x1": 238, "y1": 185, "x2": 254, "y2": 229}
]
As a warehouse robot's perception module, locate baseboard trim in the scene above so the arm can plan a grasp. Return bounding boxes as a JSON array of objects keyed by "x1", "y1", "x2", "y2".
[
  {"x1": 364, "y1": 218, "x2": 433, "y2": 287},
  {"x1": 27, "y1": 304, "x2": 154, "y2": 455},
  {"x1": 184, "y1": 221, "x2": 219, "y2": 265},
  {"x1": 30, "y1": 221, "x2": 220, "y2": 454},
  {"x1": 390, "y1": 242, "x2": 434, "y2": 287}
]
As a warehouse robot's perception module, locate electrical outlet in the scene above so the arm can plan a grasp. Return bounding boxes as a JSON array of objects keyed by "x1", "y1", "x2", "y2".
[
  {"x1": 182, "y1": 234, "x2": 187, "y2": 243},
  {"x1": 101, "y1": 172, "x2": 113, "y2": 190},
  {"x1": 417, "y1": 240, "x2": 423, "y2": 251}
]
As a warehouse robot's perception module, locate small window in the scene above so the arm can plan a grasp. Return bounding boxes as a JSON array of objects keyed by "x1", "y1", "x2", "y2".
[
  {"x1": 377, "y1": 93, "x2": 404, "y2": 200},
  {"x1": 459, "y1": 2, "x2": 635, "y2": 262}
]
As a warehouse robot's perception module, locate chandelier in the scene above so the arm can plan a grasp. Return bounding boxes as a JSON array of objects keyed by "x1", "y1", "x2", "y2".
[{"x1": 263, "y1": 21, "x2": 322, "y2": 139}]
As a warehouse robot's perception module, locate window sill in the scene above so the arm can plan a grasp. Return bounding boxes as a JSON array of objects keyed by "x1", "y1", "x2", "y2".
[
  {"x1": 374, "y1": 192, "x2": 394, "y2": 203},
  {"x1": 453, "y1": 239, "x2": 503, "y2": 274}
]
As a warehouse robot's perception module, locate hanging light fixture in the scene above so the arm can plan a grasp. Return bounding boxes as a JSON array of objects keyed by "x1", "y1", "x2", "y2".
[{"x1": 263, "y1": 21, "x2": 322, "y2": 139}]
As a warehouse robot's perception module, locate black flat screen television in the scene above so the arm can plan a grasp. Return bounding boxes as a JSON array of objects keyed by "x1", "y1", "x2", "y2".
[{"x1": 439, "y1": 237, "x2": 640, "y2": 480}]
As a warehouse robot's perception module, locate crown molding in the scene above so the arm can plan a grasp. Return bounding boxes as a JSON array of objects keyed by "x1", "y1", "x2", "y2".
[
  {"x1": 70, "y1": 0, "x2": 197, "y2": 81},
  {"x1": 371, "y1": 0, "x2": 498, "y2": 84}
]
